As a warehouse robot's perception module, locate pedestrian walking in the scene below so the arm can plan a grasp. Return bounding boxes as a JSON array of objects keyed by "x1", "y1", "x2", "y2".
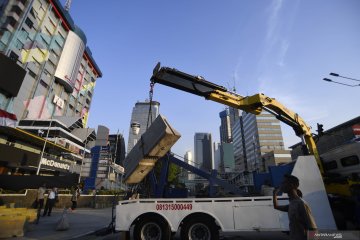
[
  {"x1": 273, "y1": 174, "x2": 317, "y2": 240},
  {"x1": 91, "y1": 189, "x2": 97, "y2": 208},
  {"x1": 54, "y1": 187, "x2": 59, "y2": 203},
  {"x1": 70, "y1": 185, "x2": 80, "y2": 211},
  {"x1": 43, "y1": 187, "x2": 56, "y2": 216},
  {"x1": 36, "y1": 183, "x2": 46, "y2": 223}
]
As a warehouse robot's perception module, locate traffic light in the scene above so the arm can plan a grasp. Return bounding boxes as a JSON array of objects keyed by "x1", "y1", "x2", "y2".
[{"x1": 317, "y1": 123, "x2": 324, "y2": 136}]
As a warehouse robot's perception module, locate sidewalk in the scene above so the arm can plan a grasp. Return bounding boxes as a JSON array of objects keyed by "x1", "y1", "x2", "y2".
[{"x1": 14, "y1": 208, "x2": 113, "y2": 240}]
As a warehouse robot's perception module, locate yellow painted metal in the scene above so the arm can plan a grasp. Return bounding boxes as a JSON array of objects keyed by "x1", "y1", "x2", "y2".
[
  {"x1": 152, "y1": 64, "x2": 357, "y2": 197},
  {"x1": 207, "y1": 91, "x2": 324, "y2": 174}
]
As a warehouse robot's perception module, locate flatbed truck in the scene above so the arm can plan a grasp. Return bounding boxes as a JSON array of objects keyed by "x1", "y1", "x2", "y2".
[{"x1": 115, "y1": 63, "x2": 344, "y2": 239}]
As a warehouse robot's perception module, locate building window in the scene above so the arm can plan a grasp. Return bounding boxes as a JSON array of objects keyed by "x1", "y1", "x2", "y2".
[
  {"x1": 25, "y1": 18, "x2": 34, "y2": 29},
  {"x1": 44, "y1": 26, "x2": 53, "y2": 36},
  {"x1": 9, "y1": 51, "x2": 19, "y2": 61},
  {"x1": 50, "y1": 49, "x2": 58, "y2": 58},
  {"x1": 7, "y1": 16, "x2": 17, "y2": 27},
  {"x1": 0, "y1": 42, "x2": 5, "y2": 50},
  {"x1": 39, "y1": 79, "x2": 49, "y2": 89},
  {"x1": 32, "y1": 57, "x2": 41, "y2": 67},
  {"x1": 44, "y1": 69, "x2": 51, "y2": 77},
  {"x1": 48, "y1": 15, "x2": 56, "y2": 27},
  {"x1": 54, "y1": 39, "x2": 62, "y2": 49},
  {"x1": 341, "y1": 155, "x2": 359, "y2": 167},
  {"x1": 47, "y1": 59, "x2": 55, "y2": 68},
  {"x1": 15, "y1": 39, "x2": 24, "y2": 49},
  {"x1": 11, "y1": 5, "x2": 22, "y2": 16},
  {"x1": 20, "y1": 27, "x2": 29, "y2": 39},
  {"x1": 40, "y1": 35, "x2": 49, "y2": 46},
  {"x1": 58, "y1": 31, "x2": 65, "y2": 41},
  {"x1": 28, "y1": 69, "x2": 37, "y2": 79},
  {"x1": 324, "y1": 160, "x2": 338, "y2": 170},
  {"x1": 30, "y1": 8, "x2": 37, "y2": 19}
]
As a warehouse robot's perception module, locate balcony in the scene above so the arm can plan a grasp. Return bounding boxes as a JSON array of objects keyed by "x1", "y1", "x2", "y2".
[
  {"x1": 26, "y1": 62, "x2": 39, "y2": 76},
  {"x1": 7, "y1": 12, "x2": 20, "y2": 22},
  {"x1": 3, "y1": 22, "x2": 14, "y2": 32},
  {"x1": 18, "y1": 1, "x2": 26, "y2": 11}
]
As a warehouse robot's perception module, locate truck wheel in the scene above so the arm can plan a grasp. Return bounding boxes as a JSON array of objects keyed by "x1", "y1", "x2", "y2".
[
  {"x1": 181, "y1": 217, "x2": 219, "y2": 240},
  {"x1": 134, "y1": 215, "x2": 171, "y2": 240}
]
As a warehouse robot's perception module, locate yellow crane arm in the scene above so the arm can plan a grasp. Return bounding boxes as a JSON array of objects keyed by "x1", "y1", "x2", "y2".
[
  {"x1": 208, "y1": 90, "x2": 322, "y2": 173},
  {"x1": 151, "y1": 63, "x2": 324, "y2": 174}
]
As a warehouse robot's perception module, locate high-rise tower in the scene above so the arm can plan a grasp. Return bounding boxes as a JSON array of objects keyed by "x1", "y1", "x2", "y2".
[
  {"x1": 241, "y1": 112, "x2": 285, "y2": 172},
  {"x1": 219, "y1": 107, "x2": 239, "y2": 143},
  {"x1": 194, "y1": 133, "x2": 213, "y2": 172},
  {"x1": 109, "y1": 133, "x2": 126, "y2": 166},
  {"x1": 127, "y1": 101, "x2": 160, "y2": 153},
  {"x1": 184, "y1": 150, "x2": 194, "y2": 180}
]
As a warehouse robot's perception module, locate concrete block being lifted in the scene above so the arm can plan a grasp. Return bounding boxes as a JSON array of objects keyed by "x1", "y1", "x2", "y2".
[{"x1": 124, "y1": 114, "x2": 181, "y2": 184}]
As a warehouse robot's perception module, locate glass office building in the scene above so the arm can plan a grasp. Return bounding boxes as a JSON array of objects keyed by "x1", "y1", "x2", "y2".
[{"x1": 194, "y1": 132, "x2": 213, "y2": 172}]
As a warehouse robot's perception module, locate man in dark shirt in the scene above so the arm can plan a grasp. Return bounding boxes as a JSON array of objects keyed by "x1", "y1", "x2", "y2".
[{"x1": 273, "y1": 174, "x2": 317, "y2": 240}]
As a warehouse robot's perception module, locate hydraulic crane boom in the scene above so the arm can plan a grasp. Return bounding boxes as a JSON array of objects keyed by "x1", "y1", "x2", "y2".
[{"x1": 150, "y1": 62, "x2": 324, "y2": 174}]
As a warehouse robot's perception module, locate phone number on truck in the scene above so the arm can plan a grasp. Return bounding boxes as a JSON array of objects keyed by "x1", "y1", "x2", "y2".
[{"x1": 156, "y1": 203, "x2": 193, "y2": 211}]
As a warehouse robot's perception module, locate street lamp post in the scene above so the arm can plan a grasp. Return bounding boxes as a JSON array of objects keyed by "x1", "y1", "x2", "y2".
[
  {"x1": 330, "y1": 72, "x2": 360, "y2": 82},
  {"x1": 36, "y1": 118, "x2": 52, "y2": 175},
  {"x1": 323, "y1": 72, "x2": 360, "y2": 87}
]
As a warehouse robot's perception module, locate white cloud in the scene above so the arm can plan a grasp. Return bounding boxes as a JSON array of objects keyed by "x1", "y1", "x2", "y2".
[
  {"x1": 266, "y1": 0, "x2": 284, "y2": 43},
  {"x1": 277, "y1": 39, "x2": 289, "y2": 66}
]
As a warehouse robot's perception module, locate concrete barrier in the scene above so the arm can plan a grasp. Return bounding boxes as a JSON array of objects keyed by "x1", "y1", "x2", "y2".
[
  {"x1": 0, "y1": 189, "x2": 124, "y2": 209},
  {"x1": 0, "y1": 207, "x2": 36, "y2": 238},
  {"x1": 124, "y1": 114, "x2": 181, "y2": 183},
  {"x1": 0, "y1": 215, "x2": 26, "y2": 238},
  {"x1": 0, "y1": 208, "x2": 37, "y2": 223}
]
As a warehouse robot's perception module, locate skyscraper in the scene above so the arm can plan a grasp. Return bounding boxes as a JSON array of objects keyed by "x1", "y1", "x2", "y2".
[
  {"x1": 127, "y1": 101, "x2": 160, "y2": 153},
  {"x1": 184, "y1": 150, "x2": 194, "y2": 180},
  {"x1": 184, "y1": 150, "x2": 193, "y2": 166},
  {"x1": 194, "y1": 133, "x2": 213, "y2": 172},
  {"x1": 213, "y1": 142, "x2": 221, "y2": 170},
  {"x1": 0, "y1": 0, "x2": 102, "y2": 126},
  {"x1": 241, "y1": 112, "x2": 285, "y2": 172},
  {"x1": 232, "y1": 117, "x2": 247, "y2": 172},
  {"x1": 109, "y1": 133, "x2": 125, "y2": 166},
  {"x1": 219, "y1": 107, "x2": 239, "y2": 143},
  {"x1": 219, "y1": 142, "x2": 235, "y2": 173}
]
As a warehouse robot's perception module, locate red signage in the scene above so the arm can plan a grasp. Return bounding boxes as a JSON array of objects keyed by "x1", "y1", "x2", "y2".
[{"x1": 352, "y1": 124, "x2": 360, "y2": 136}]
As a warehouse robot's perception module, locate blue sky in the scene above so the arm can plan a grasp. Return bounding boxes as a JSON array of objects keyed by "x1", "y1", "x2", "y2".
[{"x1": 64, "y1": 0, "x2": 360, "y2": 156}]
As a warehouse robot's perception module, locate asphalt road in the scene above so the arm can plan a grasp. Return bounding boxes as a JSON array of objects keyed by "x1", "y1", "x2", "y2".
[{"x1": 74, "y1": 230, "x2": 291, "y2": 240}]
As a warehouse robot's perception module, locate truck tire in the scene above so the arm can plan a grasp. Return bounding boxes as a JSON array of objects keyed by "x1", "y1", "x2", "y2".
[
  {"x1": 181, "y1": 216, "x2": 219, "y2": 240},
  {"x1": 134, "y1": 215, "x2": 171, "y2": 240}
]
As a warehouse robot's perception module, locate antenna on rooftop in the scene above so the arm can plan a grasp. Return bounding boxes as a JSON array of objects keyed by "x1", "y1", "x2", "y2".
[{"x1": 65, "y1": 0, "x2": 72, "y2": 12}]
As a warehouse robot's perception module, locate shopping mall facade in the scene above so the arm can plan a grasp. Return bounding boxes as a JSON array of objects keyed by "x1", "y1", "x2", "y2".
[{"x1": 0, "y1": 0, "x2": 102, "y2": 189}]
